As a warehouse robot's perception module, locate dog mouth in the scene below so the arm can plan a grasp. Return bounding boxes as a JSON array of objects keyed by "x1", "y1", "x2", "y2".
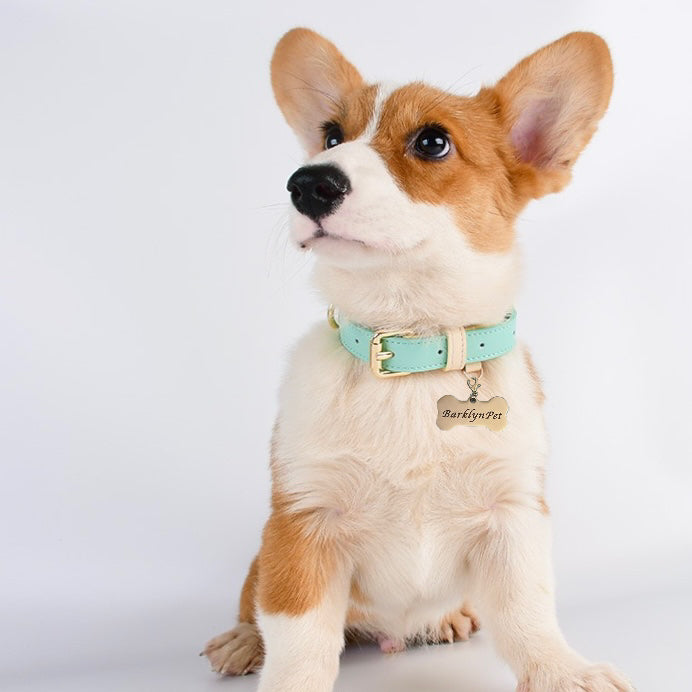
[{"x1": 298, "y1": 225, "x2": 369, "y2": 250}]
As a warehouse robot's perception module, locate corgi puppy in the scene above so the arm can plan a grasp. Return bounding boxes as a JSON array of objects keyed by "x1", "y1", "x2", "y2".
[{"x1": 204, "y1": 28, "x2": 633, "y2": 692}]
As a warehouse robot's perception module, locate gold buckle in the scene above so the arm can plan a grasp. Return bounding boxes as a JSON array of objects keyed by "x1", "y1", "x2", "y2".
[{"x1": 370, "y1": 330, "x2": 413, "y2": 378}]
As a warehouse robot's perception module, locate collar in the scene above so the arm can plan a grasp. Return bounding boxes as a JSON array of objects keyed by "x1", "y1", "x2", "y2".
[{"x1": 329, "y1": 306, "x2": 517, "y2": 378}]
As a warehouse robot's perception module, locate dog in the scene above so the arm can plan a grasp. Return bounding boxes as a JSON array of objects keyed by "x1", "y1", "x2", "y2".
[{"x1": 203, "y1": 27, "x2": 633, "y2": 692}]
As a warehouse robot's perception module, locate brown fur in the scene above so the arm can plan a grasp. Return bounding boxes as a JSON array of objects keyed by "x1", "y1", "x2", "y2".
[
  {"x1": 205, "y1": 28, "x2": 617, "y2": 683},
  {"x1": 349, "y1": 576, "x2": 369, "y2": 605},
  {"x1": 339, "y1": 84, "x2": 378, "y2": 139},
  {"x1": 257, "y1": 423, "x2": 341, "y2": 617},
  {"x1": 257, "y1": 495, "x2": 341, "y2": 616},
  {"x1": 270, "y1": 28, "x2": 365, "y2": 154},
  {"x1": 345, "y1": 607, "x2": 369, "y2": 627},
  {"x1": 271, "y1": 29, "x2": 613, "y2": 254},
  {"x1": 238, "y1": 555, "x2": 259, "y2": 623},
  {"x1": 493, "y1": 32, "x2": 614, "y2": 199},
  {"x1": 371, "y1": 84, "x2": 519, "y2": 253}
]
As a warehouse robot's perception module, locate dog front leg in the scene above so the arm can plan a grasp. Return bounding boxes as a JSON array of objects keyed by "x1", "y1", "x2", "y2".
[
  {"x1": 255, "y1": 507, "x2": 351, "y2": 692},
  {"x1": 469, "y1": 503, "x2": 633, "y2": 691}
]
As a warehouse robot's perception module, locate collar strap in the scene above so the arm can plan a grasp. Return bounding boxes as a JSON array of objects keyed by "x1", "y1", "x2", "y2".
[{"x1": 333, "y1": 308, "x2": 517, "y2": 378}]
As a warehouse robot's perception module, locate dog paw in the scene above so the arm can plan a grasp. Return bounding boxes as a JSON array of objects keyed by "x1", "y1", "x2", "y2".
[
  {"x1": 202, "y1": 622, "x2": 264, "y2": 676},
  {"x1": 430, "y1": 603, "x2": 481, "y2": 643},
  {"x1": 518, "y1": 662, "x2": 634, "y2": 692}
]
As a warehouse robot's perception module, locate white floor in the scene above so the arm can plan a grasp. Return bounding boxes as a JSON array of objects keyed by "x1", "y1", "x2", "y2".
[{"x1": 4, "y1": 587, "x2": 690, "y2": 692}]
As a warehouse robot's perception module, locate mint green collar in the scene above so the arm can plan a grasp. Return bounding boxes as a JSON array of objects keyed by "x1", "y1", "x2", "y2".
[{"x1": 334, "y1": 308, "x2": 517, "y2": 378}]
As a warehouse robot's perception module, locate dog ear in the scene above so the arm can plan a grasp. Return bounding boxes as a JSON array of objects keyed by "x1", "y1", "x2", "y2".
[
  {"x1": 492, "y1": 32, "x2": 613, "y2": 199},
  {"x1": 271, "y1": 28, "x2": 364, "y2": 155}
]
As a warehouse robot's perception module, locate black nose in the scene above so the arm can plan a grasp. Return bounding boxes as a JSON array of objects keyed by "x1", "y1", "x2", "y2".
[{"x1": 286, "y1": 164, "x2": 351, "y2": 221}]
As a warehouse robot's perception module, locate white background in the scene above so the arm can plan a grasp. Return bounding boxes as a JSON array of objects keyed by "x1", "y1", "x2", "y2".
[{"x1": 1, "y1": 1, "x2": 691, "y2": 690}]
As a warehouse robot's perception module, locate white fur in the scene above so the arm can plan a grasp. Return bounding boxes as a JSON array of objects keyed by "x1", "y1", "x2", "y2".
[
  {"x1": 359, "y1": 82, "x2": 398, "y2": 142},
  {"x1": 260, "y1": 335, "x2": 632, "y2": 692},
  {"x1": 270, "y1": 325, "x2": 547, "y2": 637},
  {"x1": 292, "y1": 141, "x2": 520, "y2": 329},
  {"x1": 253, "y1": 84, "x2": 631, "y2": 692},
  {"x1": 257, "y1": 572, "x2": 350, "y2": 692}
]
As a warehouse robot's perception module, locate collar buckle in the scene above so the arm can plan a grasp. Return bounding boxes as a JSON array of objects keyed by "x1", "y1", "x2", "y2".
[{"x1": 370, "y1": 330, "x2": 413, "y2": 378}]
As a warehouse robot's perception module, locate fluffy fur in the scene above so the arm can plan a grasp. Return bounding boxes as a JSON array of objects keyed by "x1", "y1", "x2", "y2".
[{"x1": 204, "y1": 28, "x2": 633, "y2": 692}]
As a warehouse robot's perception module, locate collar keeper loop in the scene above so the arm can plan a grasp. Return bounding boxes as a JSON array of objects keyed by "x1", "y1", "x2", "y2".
[{"x1": 443, "y1": 327, "x2": 467, "y2": 371}]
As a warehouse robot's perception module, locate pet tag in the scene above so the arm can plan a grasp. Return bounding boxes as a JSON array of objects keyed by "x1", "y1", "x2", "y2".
[{"x1": 436, "y1": 371, "x2": 508, "y2": 431}]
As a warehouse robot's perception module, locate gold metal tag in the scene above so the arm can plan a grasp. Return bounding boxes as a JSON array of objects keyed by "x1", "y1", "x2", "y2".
[
  {"x1": 436, "y1": 370, "x2": 508, "y2": 431},
  {"x1": 436, "y1": 395, "x2": 508, "y2": 431}
]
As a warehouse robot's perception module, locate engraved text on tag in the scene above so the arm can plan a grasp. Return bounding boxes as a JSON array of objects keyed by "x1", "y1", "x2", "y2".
[{"x1": 436, "y1": 395, "x2": 509, "y2": 431}]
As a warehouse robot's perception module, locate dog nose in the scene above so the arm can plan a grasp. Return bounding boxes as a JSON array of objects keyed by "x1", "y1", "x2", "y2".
[{"x1": 286, "y1": 164, "x2": 351, "y2": 221}]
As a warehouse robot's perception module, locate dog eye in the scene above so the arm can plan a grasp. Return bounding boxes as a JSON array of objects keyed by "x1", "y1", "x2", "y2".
[
  {"x1": 414, "y1": 127, "x2": 451, "y2": 160},
  {"x1": 324, "y1": 124, "x2": 344, "y2": 150}
]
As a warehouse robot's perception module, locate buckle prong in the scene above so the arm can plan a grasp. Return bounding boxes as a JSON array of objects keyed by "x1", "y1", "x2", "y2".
[{"x1": 370, "y1": 330, "x2": 413, "y2": 378}]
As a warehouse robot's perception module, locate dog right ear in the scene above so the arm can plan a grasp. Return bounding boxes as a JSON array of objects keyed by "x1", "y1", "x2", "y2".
[
  {"x1": 271, "y1": 28, "x2": 363, "y2": 155},
  {"x1": 491, "y1": 32, "x2": 614, "y2": 200}
]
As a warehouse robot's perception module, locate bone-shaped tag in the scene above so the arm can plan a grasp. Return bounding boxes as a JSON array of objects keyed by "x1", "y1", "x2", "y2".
[{"x1": 436, "y1": 395, "x2": 509, "y2": 431}]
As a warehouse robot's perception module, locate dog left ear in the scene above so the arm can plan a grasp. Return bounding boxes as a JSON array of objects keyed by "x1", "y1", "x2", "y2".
[
  {"x1": 271, "y1": 28, "x2": 364, "y2": 155},
  {"x1": 492, "y1": 32, "x2": 614, "y2": 199}
]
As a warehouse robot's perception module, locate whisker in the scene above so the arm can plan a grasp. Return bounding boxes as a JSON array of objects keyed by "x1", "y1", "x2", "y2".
[
  {"x1": 254, "y1": 202, "x2": 291, "y2": 210},
  {"x1": 262, "y1": 206, "x2": 314, "y2": 293},
  {"x1": 423, "y1": 66, "x2": 482, "y2": 113}
]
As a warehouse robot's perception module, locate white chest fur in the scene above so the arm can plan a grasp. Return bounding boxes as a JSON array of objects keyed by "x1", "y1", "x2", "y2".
[{"x1": 273, "y1": 322, "x2": 548, "y2": 638}]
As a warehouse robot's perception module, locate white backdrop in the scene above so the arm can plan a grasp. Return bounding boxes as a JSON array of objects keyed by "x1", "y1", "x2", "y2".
[{"x1": 1, "y1": 0, "x2": 691, "y2": 689}]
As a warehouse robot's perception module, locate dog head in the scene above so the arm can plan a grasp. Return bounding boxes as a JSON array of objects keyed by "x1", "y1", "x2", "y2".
[{"x1": 270, "y1": 29, "x2": 613, "y2": 329}]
